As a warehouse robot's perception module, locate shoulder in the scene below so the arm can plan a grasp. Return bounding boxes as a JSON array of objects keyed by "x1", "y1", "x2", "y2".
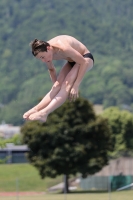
[
  {"x1": 49, "y1": 35, "x2": 73, "y2": 50},
  {"x1": 50, "y1": 39, "x2": 70, "y2": 52}
]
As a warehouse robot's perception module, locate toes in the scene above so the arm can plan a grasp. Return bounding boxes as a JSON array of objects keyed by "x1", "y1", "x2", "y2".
[
  {"x1": 23, "y1": 114, "x2": 28, "y2": 119},
  {"x1": 23, "y1": 111, "x2": 31, "y2": 118},
  {"x1": 28, "y1": 112, "x2": 47, "y2": 122},
  {"x1": 29, "y1": 115, "x2": 34, "y2": 120}
]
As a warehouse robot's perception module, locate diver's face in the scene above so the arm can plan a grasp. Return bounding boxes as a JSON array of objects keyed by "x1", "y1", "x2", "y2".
[{"x1": 36, "y1": 46, "x2": 52, "y2": 63}]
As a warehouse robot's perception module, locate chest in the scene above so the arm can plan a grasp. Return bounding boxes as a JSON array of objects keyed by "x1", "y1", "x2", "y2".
[{"x1": 53, "y1": 53, "x2": 74, "y2": 62}]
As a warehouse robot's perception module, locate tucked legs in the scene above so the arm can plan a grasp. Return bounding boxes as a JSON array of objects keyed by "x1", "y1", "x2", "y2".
[{"x1": 29, "y1": 63, "x2": 80, "y2": 121}]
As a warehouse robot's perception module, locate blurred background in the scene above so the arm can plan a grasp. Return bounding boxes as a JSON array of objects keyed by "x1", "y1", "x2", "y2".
[{"x1": 0, "y1": 0, "x2": 133, "y2": 199}]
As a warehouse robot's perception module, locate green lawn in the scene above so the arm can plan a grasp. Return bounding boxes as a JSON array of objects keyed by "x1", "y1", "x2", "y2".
[
  {"x1": 1, "y1": 191, "x2": 133, "y2": 200},
  {"x1": 0, "y1": 163, "x2": 133, "y2": 200},
  {"x1": 0, "y1": 164, "x2": 62, "y2": 191}
]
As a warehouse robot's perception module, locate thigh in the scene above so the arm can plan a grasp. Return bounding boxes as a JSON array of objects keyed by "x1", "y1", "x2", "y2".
[
  {"x1": 57, "y1": 62, "x2": 72, "y2": 84},
  {"x1": 63, "y1": 63, "x2": 80, "y2": 84},
  {"x1": 63, "y1": 58, "x2": 93, "y2": 86}
]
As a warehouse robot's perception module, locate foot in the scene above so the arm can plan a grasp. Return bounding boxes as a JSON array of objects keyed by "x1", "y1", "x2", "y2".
[
  {"x1": 23, "y1": 108, "x2": 37, "y2": 119},
  {"x1": 29, "y1": 111, "x2": 48, "y2": 122}
]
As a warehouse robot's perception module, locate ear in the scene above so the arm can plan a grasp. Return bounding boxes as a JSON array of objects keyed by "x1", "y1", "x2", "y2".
[{"x1": 47, "y1": 46, "x2": 50, "y2": 51}]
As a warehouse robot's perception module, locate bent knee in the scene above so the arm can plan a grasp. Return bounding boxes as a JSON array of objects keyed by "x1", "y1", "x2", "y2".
[{"x1": 85, "y1": 59, "x2": 94, "y2": 71}]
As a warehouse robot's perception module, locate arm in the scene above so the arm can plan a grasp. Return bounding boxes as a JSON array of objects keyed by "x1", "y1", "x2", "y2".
[
  {"x1": 48, "y1": 67, "x2": 57, "y2": 84},
  {"x1": 46, "y1": 62, "x2": 57, "y2": 84}
]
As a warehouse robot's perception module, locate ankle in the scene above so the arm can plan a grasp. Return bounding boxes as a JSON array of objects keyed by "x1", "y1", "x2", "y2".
[
  {"x1": 34, "y1": 107, "x2": 39, "y2": 112},
  {"x1": 40, "y1": 109, "x2": 48, "y2": 116}
]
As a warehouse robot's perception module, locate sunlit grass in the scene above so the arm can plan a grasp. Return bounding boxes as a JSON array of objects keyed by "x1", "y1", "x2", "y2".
[
  {"x1": 1, "y1": 191, "x2": 133, "y2": 200},
  {"x1": 0, "y1": 164, "x2": 62, "y2": 191},
  {"x1": 0, "y1": 164, "x2": 133, "y2": 200}
]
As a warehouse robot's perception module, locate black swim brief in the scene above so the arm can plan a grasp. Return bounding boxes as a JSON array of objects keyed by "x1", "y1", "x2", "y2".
[{"x1": 68, "y1": 52, "x2": 94, "y2": 67}]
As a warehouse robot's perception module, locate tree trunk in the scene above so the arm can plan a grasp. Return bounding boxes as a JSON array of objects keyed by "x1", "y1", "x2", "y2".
[{"x1": 63, "y1": 174, "x2": 69, "y2": 193}]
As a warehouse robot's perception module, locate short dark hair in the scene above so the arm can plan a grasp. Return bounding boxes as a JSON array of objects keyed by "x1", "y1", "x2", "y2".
[{"x1": 30, "y1": 39, "x2": 50, "y2": 56}]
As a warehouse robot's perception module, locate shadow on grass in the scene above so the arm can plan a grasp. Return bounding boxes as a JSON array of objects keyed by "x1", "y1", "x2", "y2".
[
  {"x1": 70, "y1": 190, "x2": 108, "y2": 194},
  {"x1": 57, "y1": 190, "x2": 108, "y2": 194}
]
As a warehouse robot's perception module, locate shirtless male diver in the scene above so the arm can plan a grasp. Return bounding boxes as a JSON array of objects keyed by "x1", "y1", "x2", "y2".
[{"x1": 23, "y1": 35, "x2": 94, "y2": 122}]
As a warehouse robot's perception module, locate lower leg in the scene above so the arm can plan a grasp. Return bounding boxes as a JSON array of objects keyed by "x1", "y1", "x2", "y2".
[
  {"x1": 23, "y1": 63, "x2": 72, "y2": 119},
  {"x1": 29, "y1": 85, "x2": 70, "y2": 121},
  {"x1": 42, "y1": 88, "x2": 69, "y2": 114},
  {"x1": 23, "y1": 83, "x2": 61, "y2": 119},
  {"x1": 29, "y1": 64, "x2": 80, "y2": 121}
]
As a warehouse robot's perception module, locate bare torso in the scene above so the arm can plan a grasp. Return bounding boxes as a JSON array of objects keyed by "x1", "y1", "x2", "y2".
[{"x1": 47, "y1": 35, "x2": 90, "y2": 62}]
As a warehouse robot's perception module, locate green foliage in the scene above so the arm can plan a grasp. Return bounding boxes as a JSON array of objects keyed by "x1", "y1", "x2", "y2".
[
  {"x1": 11, "y1": 133, "x2": 23, "y2": 145},
  {"x1": 0, "y1": 156, "x2": 10, "y2": 164},
  {"x1": 0, "y1": 134, "x2": 22, "y2": 147},
  {"x1": 102, "y1": 107, "x2": 133, "y2": 157},
  {"x1": 0, "y1": 0, "x2": 133, "y2": 124},
  {"x1": 0, "y1": 139, "x2": 6, "y2": 148},
  {"x1": 21, "y1": 97, "x2": 113, "y2": 180}
]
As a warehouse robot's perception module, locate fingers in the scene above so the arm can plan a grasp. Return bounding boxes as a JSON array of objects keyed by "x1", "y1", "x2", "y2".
[{"x1": 69, "y1": 92, "x2": 79, "y2": 102}]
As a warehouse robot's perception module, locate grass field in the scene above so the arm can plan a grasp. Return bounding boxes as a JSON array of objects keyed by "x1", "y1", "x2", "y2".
[
  {"x1": 1, "y1": 191, "x2": 133, "y2": 200},
  {"x1": 0, "y1": 163, "x2": 133, "y2": 200},
  {"x1": 0, "y1": 164, "x2": 62, "y2": 191}
]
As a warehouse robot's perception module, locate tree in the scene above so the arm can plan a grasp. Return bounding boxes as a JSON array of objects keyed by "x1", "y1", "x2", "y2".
[
  {"x1": 121, "y1": 110, "x2": 133, "y2": 151},
  {"x1": 21, "y1": 97, "x2": 114, "y2": 192},
  {"x1": 102, "y1": 107, "x2": 133, "y2": 157}
]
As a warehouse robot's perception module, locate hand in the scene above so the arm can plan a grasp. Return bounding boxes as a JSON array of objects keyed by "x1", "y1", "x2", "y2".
[{"x1": 69, "y1": 85, "x2": 79, "y2": 101}]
